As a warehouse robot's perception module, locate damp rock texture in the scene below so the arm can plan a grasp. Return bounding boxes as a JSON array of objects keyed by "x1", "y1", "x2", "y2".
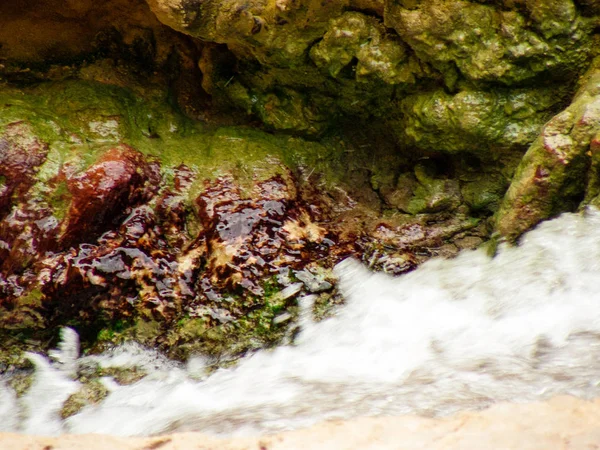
[
  {"x1": 496, "y1": 58, "x2": 600, "y2": 241},
  {"x1": 147, "y1": 0, "x2": 596, "y2": 149},
  {"x1": 3, "y1": 0, "x2": 600, "y2": 240},
  {"x1": 0, "y1": 104, "x2": 340, "y2": 354},
  {"x1": 140, "y1": 0, "x2": 600, "y2": 238},
  {"x1": 0, "y1": 76, "x2": 486, "y2": 359},
  {"x1": 2, "y1": 0, "x2": 600, "y2": 356}
]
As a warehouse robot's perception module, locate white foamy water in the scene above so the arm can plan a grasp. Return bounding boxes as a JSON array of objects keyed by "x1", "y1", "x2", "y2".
[{"x1": 3, "y1": 209, "x2": 600, "y2": 437}]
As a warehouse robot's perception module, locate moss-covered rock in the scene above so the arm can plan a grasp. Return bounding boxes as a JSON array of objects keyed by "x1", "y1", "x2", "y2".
[
  {"x1": 9, "y1": 0, "x2": 595, "y2": 360},
  {"x1": 461, "y1": 174, "x2": 507, "y2": 213},
  {"x1": 61, "y1": 380, "x2": 109, "y2": 419},
  {"x1": 0, "y1": 72, "x2": 489, "y2": 360},
  {"x1": 143, "y1": 0, "x2": 599, "y2": 151},
  {"x1": 146, "y1": 0, "x2": 348, "y2": 66},
  {"x1": 310, "y1": 12, "x2": 422, "y2": 86},
  {"x1": 385, "y1": 0, "x2": 595, "y2": 85},
  {"x1": 398, "y1": 86, "x2": 567, "y2": 154},
  {"x1": 495, "y1": 58, "x2": 600, "y2": 241}
]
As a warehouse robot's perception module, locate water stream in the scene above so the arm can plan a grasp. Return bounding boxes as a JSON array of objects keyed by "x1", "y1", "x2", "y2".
[{"x1": 3, "y1": 209, "x2": 600, "y2": 437}]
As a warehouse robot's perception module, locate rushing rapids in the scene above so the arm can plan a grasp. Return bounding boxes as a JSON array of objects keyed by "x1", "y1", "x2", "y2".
[{"x1": 3, "y1": 208, "x2": 600, "y2": 437}]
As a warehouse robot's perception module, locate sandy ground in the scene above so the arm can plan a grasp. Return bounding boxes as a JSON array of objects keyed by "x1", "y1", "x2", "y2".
[{"x1": 3, "y1": 396, "x2": 600, "y2": 449}]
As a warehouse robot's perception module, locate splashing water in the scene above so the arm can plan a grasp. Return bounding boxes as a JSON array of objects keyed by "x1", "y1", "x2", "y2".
[{"x1": 3, "y1": 209, "x2": 600, "y2": 437}]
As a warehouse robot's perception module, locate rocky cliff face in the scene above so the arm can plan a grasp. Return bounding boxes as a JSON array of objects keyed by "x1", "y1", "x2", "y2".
[
  {"x1": 146, "y1": 0, "x2": 594, "y2": 144},
  {"x1": 143, "y1": 0, "x2": 600, "y2": 238},
  {"x1": 1, "y1": 0, "x2": 600, "y2": 361}
]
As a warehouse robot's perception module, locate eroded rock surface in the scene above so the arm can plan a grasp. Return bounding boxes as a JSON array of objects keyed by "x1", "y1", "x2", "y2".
[
  {"x1": 2, "y1": 0, "x2": 600, "y2": 364},
  {"x1": 146, "y1": 0, "x2": 598, "y2": 150},
  {"x1": 497, "y1": 58, "x2": 600, "y2": 240},
  {"x1": 0, "y1": 76, "x2": 489, "y2": 361}
]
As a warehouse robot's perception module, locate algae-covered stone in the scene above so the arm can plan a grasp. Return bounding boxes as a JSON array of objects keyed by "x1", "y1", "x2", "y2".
[
  {"x1": 6, "y1": 0, "x2": 586, "y2": 360},
  {"x1": 461, "y1": 174, "x2": 506, "y2": 213},
  {"x1": 399, "y1": 86, "x2": 567, "y2": 153},
  {"x1": 146, "y1": 0, "x2": 348, "y2": 66},
  {"x1": 404, "y1": 164, "x2": 462, "y2": 214},
  {"x1": 0, "y1": 76, "x2": 390, "y2": 359},
  {"x1": 145, "y1": 0, "x2": 599, "y2": 144},
  {"x1": 0, "y1": 122, "x2": 49, "y2": 219},
  {"x1": 496, "y1": 59, "x2": 600, "y2": 241},
  {"x1": 310, "y1": 12, "x2": 421, "y2": 85},
  {"x1": 61, "y1": 379, "x2": 109, "y2": 419},
  {"x1": 385, "y1": 0, "x2": 594, "y2": 85}
]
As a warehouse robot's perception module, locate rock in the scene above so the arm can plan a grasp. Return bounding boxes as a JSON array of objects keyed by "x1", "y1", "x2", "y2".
[
  {"x1": 385, "y1": 0, "x2": 592, "y2": 84},
  {"x1": 60, "y1": 145, "x2": 161, "y2": 249},
  {"x1": 0, "y1": 122, "x2": 49, "y2": 219},
  {"x1": 193, "y1": 170, "x2": 335, "y2": 298},
  {"x1": 0, "y1": 122, "x2": 50, "y2": 272},
  {"x1": 398, "y1": 86, "x2": 563, "y2": 154},
  {"x1": 277, "y1": 283, "x2": 303, "y2": 300},
  {"x1": 3, "y1": 77, "x2": 458, "y2": 356},
  {"x1": 310, "y1": 12, "x2": 420, "y2": 85},
  {"x1": 1, "y1": 396, "x2": 600, "y2": 449},
  {"x1": 460, "y1": 174, "x2": 507, "y2": 213},
  {"x1": 145, "y1": 0, "x2": 596, "y2": 151},
  {"x1": 404, "y1": 164, "x2": 462, "y2": 214},
  {"x1": 0, "y1": 0, "x2": 191, "y2": 78},
  {"x1": 496, "y1": 57, "x2": 600, "y2": 241},
  {"x1": 146, "y1": 0, "x2": 347, "y2": 65},
  {"x1": 2, "y1": 0, "x2": 598, "y2": 154},
  {"x1": 294, "y1": 269, "x2": 333, "y2": 293},
  {"x1": 0, "y1": 0, "x2": 540, "y2": 358}
]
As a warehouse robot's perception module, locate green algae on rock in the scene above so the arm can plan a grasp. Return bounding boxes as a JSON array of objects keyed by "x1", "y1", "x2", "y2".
[
  {"x1": 0, "y1": 70, "x2": 493, "y2": 362},
  {"x1": 143, "y1": 0, "x2": 599, "y2": 152},
  {"x1": 146, "y1": 0, "x2": 348, "y2": 66},
  {"x1": 0, "y1": 77, "x2": 346, "y2": 355},
  {"x1": 310, "y1": 12, "x2": 421, "y2": 86},
  {"x1": 495, "y1": 58, "x2": 600, "y2": 241},
  {"x1": 5, "y1": 0, "x2": 600, "y2": 363},
  {"x1": 385, "y1": 0, "x2": 595, "y2": 85},
  {"x1": 398, "y1": 86, "x2": 568, "y2": 154}
]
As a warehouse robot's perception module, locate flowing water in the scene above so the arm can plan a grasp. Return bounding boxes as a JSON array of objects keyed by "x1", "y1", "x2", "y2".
[{"x1": 3, "y1": 209, "x2": 600, "y2": 437}]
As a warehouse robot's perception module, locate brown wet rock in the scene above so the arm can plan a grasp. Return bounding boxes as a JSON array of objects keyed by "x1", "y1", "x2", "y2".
[
  {"x1": 41, "y1": 207, "x2": 175, "y2": 324},
  {"x1": 0, "y1": 126, "x2": 490, "y2": 356},
  {"x1": 0, "y1": 122, "x2": 51, "y2": 275},
  {"x1": 36, "y1": 186, "x2": 207, "y2": 332},
  {"x1": 60, "y1": 145, "x2": 161, "y2": 249},
  {"x1": 0, "y1": 145, "x2": 165, "y2": 332},
  {"x1": 0, "y1": 145, "x2": 160, "y2": 276},
  {"x1": 193, "y1": 171, "x2": 334, "y2": 298},
  {"x1": 0, "y1": 154, "x2": 341, "y2": 340},
  {"x1": 155, "y1": 165, "x2": 197, "y2": 249},
  {"x1": 357, "y1": 211, "x2": 484, "y2": 274},
  {"x1": 3, "y1": 0, "x2": 600, "y2": 374},
  {"x1": 0, "y1": 201, "x2": 56, "y2": 275}
]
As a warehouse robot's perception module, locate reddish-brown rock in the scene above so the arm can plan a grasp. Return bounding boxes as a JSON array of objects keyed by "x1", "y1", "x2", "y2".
[{"x1": 60, "y1": 145, "x2": 161, "y2": 249}]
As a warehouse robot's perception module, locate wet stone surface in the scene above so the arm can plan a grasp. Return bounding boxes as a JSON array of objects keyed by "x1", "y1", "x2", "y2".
[
  {"x1": 194, "y1": 173, "x2": 335, "y2": 299},
  {"x1": 0, "y1": 134, "x2": 345, "y2": 353},
  {"x1": 0, "y1": 122, "x2": 490, "y2": 359},
  {"x1": 0, "y1": 122, "x2": 49, "y2": 220}
]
